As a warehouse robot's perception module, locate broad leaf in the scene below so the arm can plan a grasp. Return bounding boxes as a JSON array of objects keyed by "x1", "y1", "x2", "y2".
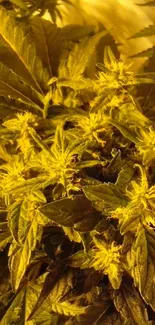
[
  {"x1": 83, "y1": 183, "x2": 127, "y2": 213},
  {"x1": 40, "y1": 195, "x2": 100, "y2": 232}
]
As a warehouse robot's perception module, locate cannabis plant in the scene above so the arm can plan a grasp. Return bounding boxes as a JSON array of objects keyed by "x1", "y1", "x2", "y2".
[{"x1": 1, "y1": 3, "x2": 155, "y2": 325}]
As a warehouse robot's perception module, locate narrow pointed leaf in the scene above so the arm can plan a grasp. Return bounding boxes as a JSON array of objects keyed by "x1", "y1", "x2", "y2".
[
  {"x1": 0, "y1": 62, "x2": 43, "y2": 107},
  {"x1": 129, "y1": 25, "x2": 155, "y2": 39},
  {"x1": 0, "y1": 9, "x2": 50, "y2": 92},
  {"x1": 114, "y1": 282, "x2": 150, "y2": 325},
  {"x1": 30, "y1": 17, "x2": 66, "y2": 77},
  {"x1": 9, "y1": 219, "x2": 40, "y2": 291},
  {"x1": 59, "y1": 30, "x2": 108, "y2": 79}
]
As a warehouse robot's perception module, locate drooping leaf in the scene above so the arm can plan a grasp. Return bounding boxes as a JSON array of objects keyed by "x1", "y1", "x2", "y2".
[
  {"x1": 40, "y1": 195, "x2": 100, "y2": 232},
  {"x1": 0, "y1": 9, "x2": 50, "y2": 92}
]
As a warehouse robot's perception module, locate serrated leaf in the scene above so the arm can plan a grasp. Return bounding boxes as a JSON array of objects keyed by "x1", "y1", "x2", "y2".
[
  {"x1": 59, "y1": 30, "x2": 108, "y2": 80},
  {"x1": 129, "y1": 46, "x2": 155, "y2": 58},
  {"x1": 33, "y1": 312, "x2": 64, "y2": 325},
  {"x1": 83, "y1": 183, "x2": 127, "y2": 213},
  {"x1": 116, "y1": 162, "x2": 134, "y2": 189},
  {"x1": 50, "y1": 301, "x2": 87, "y2": 316},
  {"x1": 0, "y1": 61, "x2": 43, "y2": 108},
  {"x1": 8, "y1": 218, "x2": 40, "y2": 291},
  {"x1": 30, "y1": 18, "x2": 66, "y2": 77},
  {"x1": 77, "y1": 299, "x2": 112, "y2": 325},
  {"x1": 0, "y1": 9, "x2": 50, "y2": 92},
  {"x1": 129, "y1": 25, "x2": 155, "y2": 39},
  {"x1": 40, "y1": 195, "x2": 100, "y2": 232},
  {"x1": 114, "y1": 282, "x2": 150, "y2": 325},
  {"x1": 128, "y1": 227, "x2": 155, "y2": 310},
  {"x1": 0, "y1": 288, "x2": 25, "y2": 325},
  {"x1": 28, "y1": 263, "x2": 65, "y2": 320}
]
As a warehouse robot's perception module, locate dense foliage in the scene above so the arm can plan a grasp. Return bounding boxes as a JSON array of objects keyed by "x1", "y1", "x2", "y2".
[{"x1": 1, "y1": 1, "x2": 155, "y2": 324}]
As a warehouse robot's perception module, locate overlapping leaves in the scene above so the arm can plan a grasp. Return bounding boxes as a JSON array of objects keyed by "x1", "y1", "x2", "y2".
[{"x1": 1, "y1": 5, "x2": 155, "y2": 325}]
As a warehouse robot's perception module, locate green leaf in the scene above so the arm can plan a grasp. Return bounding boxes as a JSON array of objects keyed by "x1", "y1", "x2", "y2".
[
  {"x1": 83, "y1": 183, "x2": 127, "y2": 213},
  {"x1": 0, "y1": 9, "x2": 50, "y2": 92},
  {"x1": 30, "y1": 18, "x2": 66, "y2": 77},
  {"x1": 40, "y1": 195, "x2": 100, "y2": 232},
  {"x1": 114, "y1": 282, "x2": 150, "y2": 325}
]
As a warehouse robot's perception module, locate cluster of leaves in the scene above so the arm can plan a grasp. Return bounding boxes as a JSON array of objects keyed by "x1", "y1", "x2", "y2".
[
  {"x1": 0, "y1": 0, "x2": 73, "y2": 22},
  {"x1": 1, "y1": 4, "x2": 155, "y2": 325}
]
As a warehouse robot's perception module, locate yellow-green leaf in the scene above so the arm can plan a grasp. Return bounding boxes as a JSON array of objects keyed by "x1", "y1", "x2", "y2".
[
  {"x1": 0, "y1": 61, "x2": 43, "y2": 108},
  {"x1": 30, "y1": 17, "x2": 66, "y2": 77},
  {"x1": 9, "y1": 218, "x2": 40, "y2": 291},
  {"x1": 0, "y1": 9, "x2": 50, "y2": 92}
]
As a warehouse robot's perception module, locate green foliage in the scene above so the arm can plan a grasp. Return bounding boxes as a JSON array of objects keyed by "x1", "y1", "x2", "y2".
[{"x1": 1, "y1": 3, "x2": 155, "y2": 325}]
